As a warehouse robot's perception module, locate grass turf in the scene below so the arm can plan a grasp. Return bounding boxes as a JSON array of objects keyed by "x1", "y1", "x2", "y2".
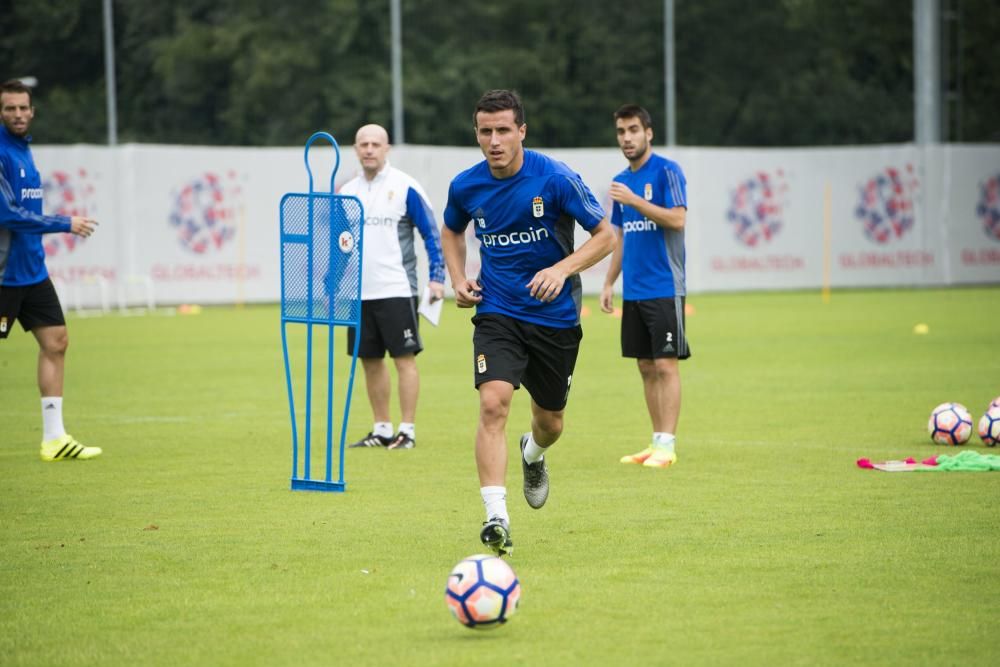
[{"x1": 1, "y1": 287, "x2": 999, "y2": 666}]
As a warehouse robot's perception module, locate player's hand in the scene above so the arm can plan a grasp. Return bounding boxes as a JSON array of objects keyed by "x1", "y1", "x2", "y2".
[
  {"x1": 453, "y1": 279, "x2": 483, "y2": 308},
  {"x1": 428, "y1": 281, "x2": 445, "y2": 303},
  {"x1": 526, "y1": 267, "x2": 566, "y2": 303},
  {"x1": 599, "y1": 284, "x2": 615, "y2": 313},
  {"x1": 609, "y1": 182, "x2": 639, "y2": 208},
  {"x1": 70, "y1": 216, "x2": 98, "y2": 238}
]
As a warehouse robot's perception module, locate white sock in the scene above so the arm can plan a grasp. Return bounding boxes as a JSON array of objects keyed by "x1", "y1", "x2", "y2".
[
  {"x1": 480, "y1": 486, "x2": 509, "y2": 523},
  {"x1": 398, "y1": 422, "x2": 415, "y2": 439},
  {"x1": 42, "y1": 397, "x2": 65, "y2": 441},
  {"x1": 373, "y1": 422, "x2": 393, "y2": 439},
  {"x1": 522, "y1": 432, "x2": 547, "y2": 464},
  {"x1": 653, "y1": 432, "x2": 676, "y2": 453}
]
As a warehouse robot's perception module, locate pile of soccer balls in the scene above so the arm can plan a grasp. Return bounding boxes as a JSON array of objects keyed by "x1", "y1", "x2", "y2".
[{"x1": 928, "y1": 396, "x2": 1000, "y2": 446}]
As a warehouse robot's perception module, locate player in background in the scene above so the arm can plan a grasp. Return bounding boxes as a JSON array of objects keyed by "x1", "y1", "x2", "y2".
[
  {"x1": 340, "y1": 124, "x2": 445, "y2": 451},
  {"x1": 0, "y1": 79, "x2": 101, "y2": 461},
  {"x1": 600, "y1": 104, "x2": 690, "y2": 469},
  {"x1": 441, "y1": 89, "x2": 615, "y2": 555}
]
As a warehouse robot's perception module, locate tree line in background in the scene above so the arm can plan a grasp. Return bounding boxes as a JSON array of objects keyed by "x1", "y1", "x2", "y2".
[{"x1": 2, "y1": 0, "x2": 997, "y2": 147}]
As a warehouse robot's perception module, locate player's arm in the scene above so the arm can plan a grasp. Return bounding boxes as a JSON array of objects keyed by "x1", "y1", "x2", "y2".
[
  {"x1": 600, "y1": 225, "x2": 624, "y2": 313},
  {"x1": 608, "y1": 181, "x2": 685, "y2": 230},
  {"x1": 406, "y1": 186, "x2": 446, "y2": 301},
  {"x1": 528, "y1": 218, "x2": 616, "y2": 303},
  {"x1": 441, "y1": 185, "x2": 482, "y2": 308},
  {"x1": 440, "y1": 224, "x2": 481, "y2": 308},
  {"x1": 0, "y1": 163, "x2": 79, "y2": 234}
]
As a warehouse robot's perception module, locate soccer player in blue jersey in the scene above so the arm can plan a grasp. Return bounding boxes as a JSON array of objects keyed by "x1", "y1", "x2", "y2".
[
  {"x1": 600, "y1": 104, "x2": 690, "y2": 470},
  {"x1": 441, "y1": 89, "x2": 616, "y2": 555},
  {"x1": 0, "y1": 79, "x2": 101, "y2": 461}
]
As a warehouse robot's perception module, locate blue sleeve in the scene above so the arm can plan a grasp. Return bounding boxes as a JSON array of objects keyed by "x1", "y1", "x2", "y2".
[
  {"x1": 406, "y1": 186, "x2": 446, "y2": 284},
  {"x1": 555, "y1": 173, "x2": 605, "y2": 231},
  {"x1": 442, "y1": 181, "x2": 469, "y2": 233},
  {"x1": 0, "y1": 161, "x2": 71, "y2": 233},
  {"x1": 610, "y1": 176, "x2": 623, "y2": 228},
  {"x1": 661, "y1": 165, "x2": 687, "y2": 208}
]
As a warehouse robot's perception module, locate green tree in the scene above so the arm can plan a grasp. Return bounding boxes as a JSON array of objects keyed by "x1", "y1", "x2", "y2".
[
  {"x1": 2, "y1": 0, "x2": 996, "y2": 147},
  {"x1": 402, "y1": 0, "x2": 666, "y2": 146},
  {"x1": 0, "y1": 0, "x2": 105, "y2": 143},
  {"x1": 676, "y1": 0, "x2": 914, "y2": 145},
  {"x1": 952, "y1": 0, "x2": 1000, "y2": 141}
]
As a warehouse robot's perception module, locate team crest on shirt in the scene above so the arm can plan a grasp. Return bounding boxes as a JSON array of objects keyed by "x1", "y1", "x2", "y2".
[
  {"x1": 532, "y1": 196, "x2": 544, "y2": 218},
  {"x1": 644, "y1": 183, "x2": 653, "y2": 201},
  {"x1": 0, "y1": 317, "x2": 7, "y2": 333},
  {"x1": 477, "y1": 354, "x2": 487, "y2": 373},
  {"x1": 387, "y1": 190, "x2": 395, "y2": 201}
]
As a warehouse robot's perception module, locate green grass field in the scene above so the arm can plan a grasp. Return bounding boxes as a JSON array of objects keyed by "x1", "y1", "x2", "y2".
[{"x1": 2, "y1": 288, "x2": 999, "y2": 666}]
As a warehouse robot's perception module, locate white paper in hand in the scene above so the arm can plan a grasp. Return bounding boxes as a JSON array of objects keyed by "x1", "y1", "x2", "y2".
[{"x1": 418, "y1": 285, "x2": 442, "y2": 326}]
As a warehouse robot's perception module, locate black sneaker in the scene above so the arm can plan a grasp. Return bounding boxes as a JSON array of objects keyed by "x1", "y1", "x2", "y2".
[
  {"x1": 480, "y1": 516, "x2": 513, "y2": 557},
  {"x1": 520, "y1": 433, "x2": 549, "y2": 509},
  {"x1": 348, "y1": 432, "x2": 391, "y2": 448},
  {"x1": 387, "y1": 432, "x2": 415, "y2": 450}
]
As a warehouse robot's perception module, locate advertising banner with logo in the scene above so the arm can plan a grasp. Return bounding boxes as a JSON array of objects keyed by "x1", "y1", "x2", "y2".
[
  {"x1": 32, "y1": 146, "x2": 118, "y2": 308},
  {"x1": 689, "y1": 147, "x2": 816, "y2": 290},
  {"x1": 930, "y1": 145, "x2": 1000, "y2": 283},
  {"x1": 825, "y1": 145, "x2": 942, "y2": 287},
  {"x1": 32, "y1": 142, "x2": 999, "y2": 308},
  {"x1": 126, "y1": 145, "x2": 294, "y2": 304}
]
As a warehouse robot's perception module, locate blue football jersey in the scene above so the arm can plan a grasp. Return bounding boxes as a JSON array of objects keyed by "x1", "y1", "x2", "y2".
[
  {"x1": 610, "y1": 153, "x2": 687, "y2": 300},
  {"x1": 0, "y1": 125, "x2": 71, "y2": 287},
  {"x1": 444, "y1": 150, "x2": 605, "y2": 328}
]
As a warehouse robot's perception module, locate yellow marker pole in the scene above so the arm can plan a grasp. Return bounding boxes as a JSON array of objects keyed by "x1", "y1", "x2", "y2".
[{"x1": 822, "y1": 182, "x2": 832, "y2": 303}]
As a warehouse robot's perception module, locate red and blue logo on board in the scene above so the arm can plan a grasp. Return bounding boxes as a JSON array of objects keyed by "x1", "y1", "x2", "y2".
[
  {"x1": 855, "y1": 165, "x2": 918, "y2": 245},
  {"x1": 42, "y1": 168, "x2": 97, "y2": 258},
  {"x1": 169, "y1": 172, "x2": 242, "y2": 254},
  {"x1": 976, "y1": 173, "x2": 1000, "y2": 243},
  {"x1": 726, "y1": 170, "x2": 787, "y2": 247}
]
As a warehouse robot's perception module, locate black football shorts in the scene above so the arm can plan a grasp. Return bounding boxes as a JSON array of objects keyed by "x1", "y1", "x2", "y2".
[
  {"x1": 620, "y1": 297, "x2": 691, "y2": 360},
  {"x1": 0, "y1": 278, "x2": 65, "y2": 340},
  {"x1": 346, "y1": 296, "x2": 422, "y2": 358},
  {"x1": 471, "y1": 313, "x2": 582, "y2": 412}
]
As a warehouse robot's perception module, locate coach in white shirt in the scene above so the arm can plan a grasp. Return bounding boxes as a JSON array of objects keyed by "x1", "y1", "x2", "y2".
[{"x1": 339, "y1": 124, "x2": 446, "y2": 451}]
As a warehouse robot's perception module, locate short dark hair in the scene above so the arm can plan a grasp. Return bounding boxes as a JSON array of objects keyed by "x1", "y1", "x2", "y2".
[
  {"x1": 614, "y1": 104, "x2": 653, "y2": 130},
  {"x1": 474, "y1": 89, "x2": 525, "y2": 127},
  {"x1": 1, "y1": 79, "x2": 33, "y2": 105}
]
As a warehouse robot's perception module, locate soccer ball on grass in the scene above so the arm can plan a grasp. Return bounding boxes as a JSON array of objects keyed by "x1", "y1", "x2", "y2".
[
  {"x1": 927, "y1": 402, "x2": 972, "y2": 445},
  {"x1": 978, "y1": 406, "x2": 1000, "y2": 447},
  {"x1": 445, "y1": 554, "x2": 520, "y2": 629}
]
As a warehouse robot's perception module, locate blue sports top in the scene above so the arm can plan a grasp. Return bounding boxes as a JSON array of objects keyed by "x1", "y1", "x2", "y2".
[
  {"x1": 444, "y1": 150, "x2": 605, "y2": 328},
  {"x1": 611, "y1": 153, "x2": 687, "y2": 300},
  {"x1": 0, "y1": 125, "x2": 71, "y2": 287}
]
